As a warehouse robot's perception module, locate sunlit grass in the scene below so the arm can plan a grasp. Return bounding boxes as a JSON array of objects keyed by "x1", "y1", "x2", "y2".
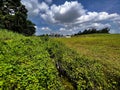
[
  {"x1": 55, "y1": 34, "x2": 120, "y2": 76},
  {"x1": 1, "y1": 30, "x2": 120, "y2": 89}
]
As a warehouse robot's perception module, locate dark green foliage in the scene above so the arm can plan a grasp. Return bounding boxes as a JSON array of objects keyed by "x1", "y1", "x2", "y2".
[
  {"x1": 74, "y1": 27, "x2": 110, "y2": 36},
  {"x1": 0, "y1": 0, "x2": 35, "y2": 35}
]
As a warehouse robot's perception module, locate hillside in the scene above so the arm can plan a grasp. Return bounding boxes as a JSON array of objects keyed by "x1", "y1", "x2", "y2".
[
  {"x1": 55, "y1": 34, "x2": 120, "y2": 70},
  {"x1": 55, "y1": 34, "x2": 120, "y2": 89},
  {"x1": 0, "y1": 30, "x2": 120, "y2": 89},
  {"x1": 0, "y1": 30, "x2": 64, "y2": 89}
]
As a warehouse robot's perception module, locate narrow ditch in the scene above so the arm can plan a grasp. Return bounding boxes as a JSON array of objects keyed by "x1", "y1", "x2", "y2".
[
  {"x1": 47, "y1": 46, "x2": 77, "y2": 90},
  {"x1": 55, "y1": 60, "x2": 77, "y2": 90}
]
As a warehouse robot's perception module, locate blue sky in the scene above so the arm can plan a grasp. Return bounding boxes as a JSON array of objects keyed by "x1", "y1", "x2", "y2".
[{"x1": 21, "y1": 0, "x2": 120, "y2": 35}]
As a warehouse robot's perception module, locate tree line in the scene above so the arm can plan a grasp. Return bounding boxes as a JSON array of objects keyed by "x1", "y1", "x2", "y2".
[
  {"x1": 0, "y1": 0, "x2": 35, "y2": 36},
  {"x1": 74, "y1": 27, "x2": 110, "y2": 36}
]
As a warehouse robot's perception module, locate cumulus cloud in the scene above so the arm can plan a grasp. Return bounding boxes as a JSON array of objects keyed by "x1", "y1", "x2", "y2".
[
  {"x1": 39, "y1": 1, "x2": 120, "y2": 31},
  {"x1": 76, "y1": 12, "x2": 119, "y2": 24},
  {"x1": 21, "y1": 0, "x2": 49, "y2": 17},
  {"x1": 51, "y1": 1, "x2": 86, "y2": 23},
  {"x1": 21, "y1": 0, "x2": 40, "y2": 16},
  {"x1": 39, "y1": 2, "x2": 49, "y2": 12},
  {"x1": 21, "y1": 0, "x2": 120, "y2": 34},
  {"x1": 40, "y1": 10, "x2": 56, "y2": 23},
  {"x1": 38, "y1": 1, "x2": 86, "y2": 24}
]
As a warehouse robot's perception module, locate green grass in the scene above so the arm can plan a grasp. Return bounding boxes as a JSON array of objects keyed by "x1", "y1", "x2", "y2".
[
  {"x1": 55, "y1": 34, "x2": 120, "y2": 65},
  {"x1": 1, "y1": 30, "x2": 120, "y2": 89},
  {"x1": 57, "y1": 34, "x2": 117, "y2": 56},
  {"x1": 55, "y1": 34, "x2": 120, "y2": 89}
]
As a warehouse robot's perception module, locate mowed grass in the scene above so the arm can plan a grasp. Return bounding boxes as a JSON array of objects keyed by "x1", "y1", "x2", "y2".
[{"x1": 55, "y1": 34, "x2": 120, "y2": 77}]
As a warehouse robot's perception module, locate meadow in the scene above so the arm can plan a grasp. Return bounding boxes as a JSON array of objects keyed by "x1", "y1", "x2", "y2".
[
  {"x1": 0, "y1": 30, "x2": 120, "y2": 89},
  {"x1": 55, "y1": 34, "x2": 120, "y2": 89}
]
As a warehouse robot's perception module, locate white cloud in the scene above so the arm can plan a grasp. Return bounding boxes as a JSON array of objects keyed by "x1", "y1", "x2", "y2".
[
  {"x1": 97, "y1": 12, "x2": 119, "y2": 21},
  {"x1": 76, "y1": 12, "x2": 119, "y2": 24},
  {"x1": 59, "y1": 28, "x2": 66, "y2": 31},
  {"x1": 59, "y1": 28, "x2": 76, "y2": 35},
  {"x1": 39, "y1": 2, "x2": 49, "y2": 12},
  {"x1": 21, "y1": 0, "x2": 49, "y2": 17},
  {"x1": 59, "y1": 11, "x2": 119, "y2": 34},
  {"x1": 40, "y1": 1, "x2": 119, "y2": 27},
  {"x1": 21, "y1": 0, "x2": 40, "y2": 16},
  {"x1": 39, "y1": 1, "x2": 87, "y2": 24},
  {"x1": 35, "y1": 26, "x2": 52, "y2": 35},
  {"x1": 50, "y1": 1, "x2": 86, "y2": 23},
  {"x1": 40, "y1": 11, "x2": 56, "y2": 23},
  {"x1": 21, "y1": 0, "x2": 120, "y2": 34},
  {"x1": 41, "y1": 27, "x2": 52, "y2": 31}
]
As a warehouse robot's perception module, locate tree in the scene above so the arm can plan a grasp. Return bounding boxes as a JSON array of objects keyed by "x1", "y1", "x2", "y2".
[
  {"x1": 100, "y1": 27, "x2": 110, "y2": 33},
  {"x1": 0, "y1": 0, "x2": 35, "y2": 36}
]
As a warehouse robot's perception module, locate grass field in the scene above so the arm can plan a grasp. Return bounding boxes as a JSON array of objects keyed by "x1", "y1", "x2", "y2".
[
  {"x1": 55, "y1": 34, "x2": 120, "y2": 63},
  {"x1": 55, "y1": 34, "x2": 120, "y2": 85},
  {"x1": 1, "y1": 30, "x2": 120, "y2": 89}
]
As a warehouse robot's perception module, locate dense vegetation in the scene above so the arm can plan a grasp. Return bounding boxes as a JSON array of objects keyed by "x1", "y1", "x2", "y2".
[
  {"x1": 0, "y1": 30, "x2": 63, "y2": 89},
  {"x1": 0, "y1": 30, "x2": 120, "y2": 89},
  {"x1": 0, "y1": 0, "x2": 35, "y2": 36}
]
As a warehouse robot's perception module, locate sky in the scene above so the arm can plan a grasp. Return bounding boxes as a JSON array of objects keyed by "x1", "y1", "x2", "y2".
[{"x1": 21, "y1": 0, "x2": 120, "y2": 35}]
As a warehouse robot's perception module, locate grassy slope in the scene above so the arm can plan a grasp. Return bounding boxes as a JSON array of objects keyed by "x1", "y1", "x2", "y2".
[
  {"x1": 0, "y1": 30, "x2": 63, "y2": 89},
  {"x1": 1, "y1": 30, "x2": 120, "y2": 89},
  {"x1": 55, "y1": 34, "x2": 120, "y2": 64},
  {"x1": 55, "y1": 34, "x2": 120, "y2": 88}
]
